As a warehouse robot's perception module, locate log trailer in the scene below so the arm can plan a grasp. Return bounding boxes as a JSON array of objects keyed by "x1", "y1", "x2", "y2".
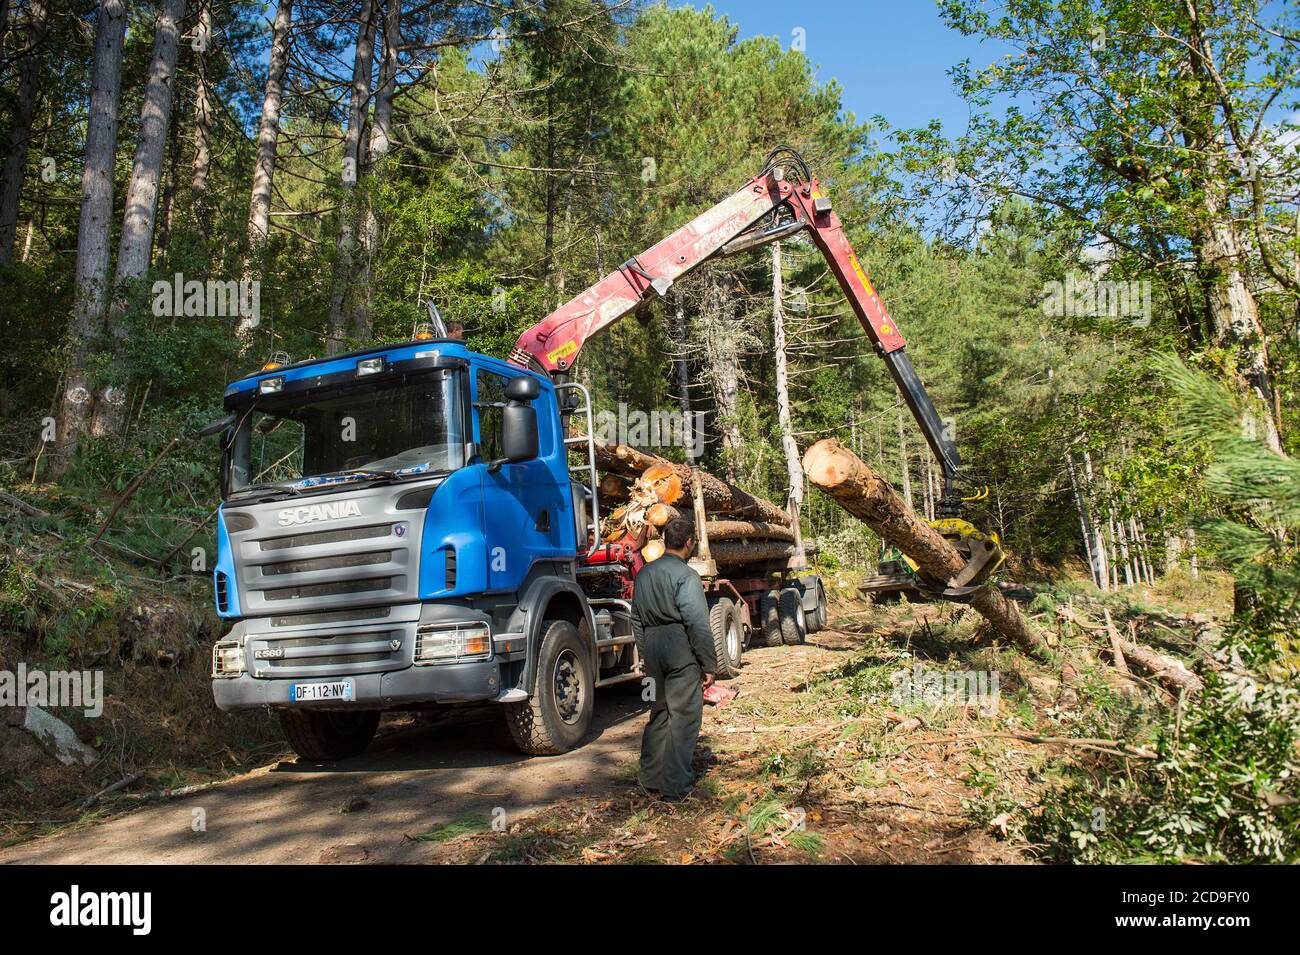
[{"x1": 206, "y1": 147, "x2": 984, "y2": 761}]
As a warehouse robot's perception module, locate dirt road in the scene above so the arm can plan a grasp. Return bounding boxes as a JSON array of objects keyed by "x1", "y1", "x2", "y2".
[
  {"x1": 2, "y1": 611, "x2": 1019, "y2": 864},
  {"x1": 1, "y1": 682, "x2": 649, "y2": 864}
]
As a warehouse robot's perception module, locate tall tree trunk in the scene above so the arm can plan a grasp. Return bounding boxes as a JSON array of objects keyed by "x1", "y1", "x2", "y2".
[
  {"x1": 242, "y1": 0, "x2": 294, "y2": 324},
  {"x1": 191, "y1": 0, "x2": 213, "y2": 198},
  {"x1": 771, "y1": 242, "x2": 806, "y2": 565},
  {"x1": 1065, "y1": 452, "x2": 1099, "y2": 587},
  {"x1": 95, "y1": 0, "x2": 187, "y2": 437},
  {"x1": 1193, "y1": 180, "x2": 1282, "y2": 454},
  {"x1": 771, "y1": 243, "x2": 802, "y2": 510},
  {"x1": 0, "y1": 0, "x2": 47, "y2": 267},
  {"x1": 1081, "y1": 448, "x2": 1109, "y2": 591},
  {"x1": 326, "y1": 0, "x2": 377, "y2": 354},
  {"x1": 353, "y1": 0, "x2": 400, "y2": 341},
  {"x1": 701, "y1": 271, "x2": 742, "y2": 481},
  {"x1": 896, "y1": 399, "x2": 913, "y2": 511},
  {"x1": 55, "y1": 0, "x2": 127, "y2": 470},
  {"x1": 671, "y1": 287, "x2": 695, "y2": 464}
]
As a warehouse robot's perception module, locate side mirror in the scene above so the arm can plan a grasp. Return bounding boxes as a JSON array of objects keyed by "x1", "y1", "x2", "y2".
[
  {"x1": 198, "y1": 413, "x2": 236, "y2": 438},
  {"x1": 502, "y1": 403, "x2": 538, "y2": 463},
  {"x1": 505, "y1": 375, "x2": 541, "y2": 403}
]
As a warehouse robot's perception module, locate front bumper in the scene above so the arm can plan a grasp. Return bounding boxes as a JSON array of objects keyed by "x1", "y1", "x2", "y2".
[
  {"x1": 212, "y1": 658, "x2": 500, "y2": 711},
  {"x1": 211, "y1": 602, "x2": 503, "y2": 712}
]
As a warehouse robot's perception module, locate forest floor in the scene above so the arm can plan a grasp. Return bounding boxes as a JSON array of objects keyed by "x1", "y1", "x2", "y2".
[{"x1": 1, "y1": 573, "x2": 1229, "y2": 864}]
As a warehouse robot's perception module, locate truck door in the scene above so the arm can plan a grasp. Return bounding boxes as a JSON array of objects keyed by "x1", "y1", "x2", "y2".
[{"x1": 475, "y1": 367, "x2": 568, "y2": 592}]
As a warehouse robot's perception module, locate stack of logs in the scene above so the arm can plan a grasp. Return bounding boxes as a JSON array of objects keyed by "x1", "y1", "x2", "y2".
[{"x1": 592, "y1": 442, "x2": 805, "y2": 568}]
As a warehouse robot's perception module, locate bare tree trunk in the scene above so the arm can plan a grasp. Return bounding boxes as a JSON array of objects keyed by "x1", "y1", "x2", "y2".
[
  {"x1": 804, "y1": 438, "x2": 1048, "y2": 660},
  {"x1": 1065, "y1": 453, "x2": 1099, "y2": 587},
  {"x1": 671, "y1": 288, "x2": 695, "y2": 465},
  {"x1": 242, "y1": 0, "x2": 293, "y2": 314},
  {"x1": 55, "y1": 0, "x2": 127, "y2": 470},
  {"x1": 700, "y1": 271, "x2": 742, "y2": 480},
  {"x1": 0, "y1": 0, "x2": 47, "y2": 266},
  {"x1": 1081, "y1": 448, "x2": 1110, "y2": 591},
  {"x1": 771, "y1": 243, "x2": 802, "y2": 510},
  {"x1": 95, "y1": 0, "x2": 186, "y2": 437},
  {"x1": 1186, "y1": 527, "x2": 1199, "y2": 579},
  {"x1": 191, "y1": 0, "x2": 212, "y2": 197},
  {"x1": 353, "y1": 0, "x2": 400, "y2": 341},
  {"x1": 326, "y1": 0, "x2": 377, "y2": 354},
  {"x1": 896, "y1": 399, "x2": 913, "y2": 511},
  {"x1": 1196, "y1": 176, "x2": 1283, "y2": 454},
  {"x1": 156, "y1": 88, "x2": 185, "y2": 259}
]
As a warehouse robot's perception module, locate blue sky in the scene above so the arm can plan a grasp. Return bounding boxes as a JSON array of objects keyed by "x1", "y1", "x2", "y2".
[{"x1": 677, "y1": 0, "x2": 1008, "y2": 136}]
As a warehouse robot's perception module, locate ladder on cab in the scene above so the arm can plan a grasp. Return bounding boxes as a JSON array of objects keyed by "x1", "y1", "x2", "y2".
[{"x1": 557, "y1": 381, "x2": 600, "y2": 560}]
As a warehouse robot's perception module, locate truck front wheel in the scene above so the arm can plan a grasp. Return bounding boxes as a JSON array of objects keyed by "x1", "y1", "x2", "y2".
[
  {"x1": 279, "y1": 709, "x2": 380, "y2": 761},
  {"x1": 505, "y1": 620, "x2": 593, "y2": 755}
]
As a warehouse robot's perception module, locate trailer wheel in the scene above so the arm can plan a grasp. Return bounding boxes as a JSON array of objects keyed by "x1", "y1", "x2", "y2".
[
  {"x1": 709, "y1": 597, "x2": 743, "y2": 679},
  {"x1": 777, "y1": 587, "x2": 806, "y2": 645},
  {"x1": 755, "y1": 593, "x2": 784, "y2": 647},
  {"x1": 505, "y1": 619, "x2": 593, "y2": 755},
  {"x1": 278, "y1": 709, "x2": 380, "y2": 761},
  {"x1": 805, "y1": 579, "x2": 828, "y2": 634}
]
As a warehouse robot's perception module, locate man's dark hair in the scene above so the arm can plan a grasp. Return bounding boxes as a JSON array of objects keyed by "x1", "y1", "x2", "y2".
[{"x1": 663, "y1": 518, "x2": 696, "y2": 552}]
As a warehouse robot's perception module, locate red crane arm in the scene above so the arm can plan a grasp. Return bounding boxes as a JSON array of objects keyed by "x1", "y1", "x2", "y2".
[{"x1": 508, "y1": 163, "x2": 959, "y2": 479}]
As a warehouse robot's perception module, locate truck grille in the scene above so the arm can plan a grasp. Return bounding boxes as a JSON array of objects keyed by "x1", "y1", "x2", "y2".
[{"x1": 230, "y1": 510, "x2": 418, "y2": 615}]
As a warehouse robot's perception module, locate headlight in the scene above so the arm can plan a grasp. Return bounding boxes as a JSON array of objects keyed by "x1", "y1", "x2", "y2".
[
  {"x1": 414, "y1": 623, "x2": 491, "y2": 665},
  {"x1": 212, "y1": 640, "x2": 246, "y2": 678}
]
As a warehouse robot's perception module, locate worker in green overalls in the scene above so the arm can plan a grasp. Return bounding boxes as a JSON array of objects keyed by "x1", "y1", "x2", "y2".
[{"x1": 630, "y1": 517, "x2": 717, "y2": 801}]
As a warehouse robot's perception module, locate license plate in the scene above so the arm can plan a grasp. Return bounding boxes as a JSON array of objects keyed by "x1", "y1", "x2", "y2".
[{"x1": 289, "y1": 680, "x2": 354, "y2": 703}]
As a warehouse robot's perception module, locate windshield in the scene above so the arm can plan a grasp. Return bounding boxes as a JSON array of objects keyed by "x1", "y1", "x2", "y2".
[{"x1": 226, "y1": 369, "x2": 465, "y2": 498}]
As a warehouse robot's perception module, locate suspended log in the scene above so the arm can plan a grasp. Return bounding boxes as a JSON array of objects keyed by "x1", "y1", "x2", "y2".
[
  {"x1": 592, "y1": 442, "x2": 792, "y2": 527},
  {"x1": 802, "y1": 438, "x2": 1049, "y2": 661},
  {"x1": 704, "y1": 520, "x2": 794, "y2": 542}
]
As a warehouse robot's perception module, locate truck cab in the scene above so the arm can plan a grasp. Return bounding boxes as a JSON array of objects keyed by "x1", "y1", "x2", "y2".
[{"x1": 210, "y1": 337, "x2": 638, "y2": 758}]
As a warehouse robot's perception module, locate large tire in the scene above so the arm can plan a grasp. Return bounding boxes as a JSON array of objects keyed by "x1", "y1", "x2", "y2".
[
  {"x1": 278, "y1": 709, "x2": 380, "y2": 761},
  {"x1": 777, "y1": 587, "x2": 806, "y2": 646},
  {"x1": 755, "y1": 592, "x2": 783, "y2": 647},
  {"x1": 805, "y1": 579, "x2": 828, "y2": 634},
  {"x1": 505, "y1": 619, "x2": 593, "y2": 755},
  {"x1": 709, "y1": 597, "x2": 743, "y2": 679}
]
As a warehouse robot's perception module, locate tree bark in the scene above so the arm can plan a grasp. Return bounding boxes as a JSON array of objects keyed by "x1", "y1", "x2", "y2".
[
  {"x1": 704, "y1": 520, "x2": 794, "y2": 543},
  {"x1": 353, "y1": 0, "x2": 401, "y2": 341},
  {"x1": 701, "y1": 271, "x2": 743, "y2": 481},
  {"x1": 242, "y1": 0, "x2": 293, "y2": 319},
  {"x1": 803, "y1": 438, "x2": 1049, "y2": 660},
  {"x1": 772, "y1": 242, "x2": 802, "y2": 510},
  {"x1": 592, "y1": 441, "x2": 792, "y2": 527},
  {"x1": 0, "y1": 0, "x2": 47, "y2": 266},
  {"x1": 671, "y1": 287, "x2": 695, "y2": 464},
  {"x1": 709, "y1": 539, "x2": 803, "y2": 566},
  {"x1": 190, "y1": 0, "x2": 213, "y2": 197},
  {"x1": 55, "y1": 0, "x2": 127, "y2": 470},
  {"x1": 95, "y1": 0, "x2": 186, "y2": 437},
  {"x1": 326, "y1": 0, "x2": 377, "y2": 354}
]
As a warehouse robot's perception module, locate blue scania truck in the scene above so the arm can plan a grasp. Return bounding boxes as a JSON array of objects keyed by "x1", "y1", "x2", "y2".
[{"x1": 208, "y1": 152, "x2": 964, "y2": 760}]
